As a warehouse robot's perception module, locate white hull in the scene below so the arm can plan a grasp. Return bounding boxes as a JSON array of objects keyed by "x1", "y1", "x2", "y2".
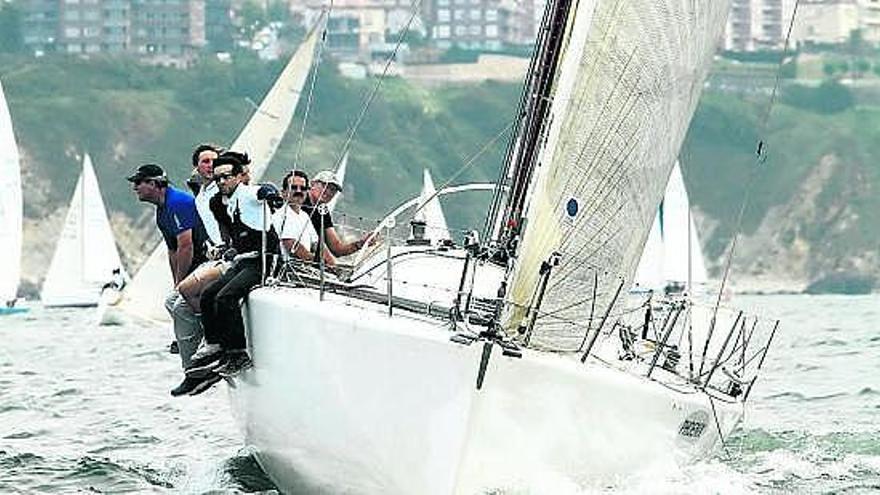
[{"x1": 232, "y1": 286, "x2": 742, "y2": 494}]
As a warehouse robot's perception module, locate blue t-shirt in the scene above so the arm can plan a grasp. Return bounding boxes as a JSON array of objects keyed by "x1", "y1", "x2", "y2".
[{"x1": 156, "y1": 186, "x2": 199, "y2": 250}]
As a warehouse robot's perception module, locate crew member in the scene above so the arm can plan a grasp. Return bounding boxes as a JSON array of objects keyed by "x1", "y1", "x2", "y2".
[
  {"x1": 186, "y1": 151, "x2": 283, "y2": 381},
  {"x1": 127, "y1": 163, "x2": 212, "y2": 396},
  {"x1": 303, "y1": 170, "x2": 374, "y2": 259},
  {"x1": 275, "y1": 170, "x2": 321, "y2": 263}
]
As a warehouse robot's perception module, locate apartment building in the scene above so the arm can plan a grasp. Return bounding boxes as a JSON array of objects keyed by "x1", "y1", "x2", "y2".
[
  {"x1": 724, "y1": 0, "x2": 798, "y2": 51},
  {"x1": 296, "y1": 0, "x2": 422, "y2": 62},
  {"x1": 430, "y1": 0, "x2": 534, "y2": 50},
  {"x1": 793, "y1": 0, "x2": 858, "y2": 46},
  {"x1": 20, "y1": 0, "x2": 206, "y2": 63},
  {"x1": 858, "y1": 0, "x2": 880, "y2": 42}
]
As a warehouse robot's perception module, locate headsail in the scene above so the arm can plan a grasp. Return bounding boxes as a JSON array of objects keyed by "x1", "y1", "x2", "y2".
[
  {"x1": 0, "y1": 80, "x2": 22, "y2": 305},
  {"x1": 634, "y1": 161, "x2": 708, "y2": 290},
  {"x1": 503, "y1": 1, "x2": 730, "y2": 349},
  {"x1": 118, "y1": 23, "x2": 323, "y2": 323},
  {"x1": 414, "y1": 169, "x2": 451, "y2": 242},
  {"x1": 41, "y1": 154, "x2": 126, "y2": 307}
]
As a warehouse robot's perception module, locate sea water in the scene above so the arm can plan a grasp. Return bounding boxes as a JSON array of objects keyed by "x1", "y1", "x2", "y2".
[{"x1": 1, "y1": 295, "x2": 877, "y2": 494}]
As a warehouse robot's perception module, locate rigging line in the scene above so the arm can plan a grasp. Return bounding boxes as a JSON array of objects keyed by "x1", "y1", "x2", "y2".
[
  {"x1": 330, "y1": 0, "x2": 423, "y2": 172},
  {"x1": 709, "y1": 0, "x2": 801, "y2": 327},
  {"x1": 408, "y1": 120, "x2": 515, "y2": 221},
  {"x1": 706, "y1": 394, "x2": 728, "y2": 454},
  {"x1": 293, "y1": 10, "x2": 331, "y2": 171}
]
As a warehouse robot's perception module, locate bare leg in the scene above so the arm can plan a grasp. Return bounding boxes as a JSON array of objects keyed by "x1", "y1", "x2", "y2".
[{"x1": 177, "y1": 263, "x2": 224, "y2": 313}]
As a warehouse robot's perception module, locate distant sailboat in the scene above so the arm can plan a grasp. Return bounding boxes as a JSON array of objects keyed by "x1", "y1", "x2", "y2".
[
  {"x1": 115, "y1": 22, "x2": 323, "y2": 324},
  {"x1": 634, "y1": 161, "x2": 708, "y2": 293},
  {"x1": 41, "y1": 154, "x2": 126, "y2": 308},
  {"x1": 0, "y1": 79, "x2": 26, "y2": 315},
  {"x1": 326, "y1": 151, "x2": 347, "y2": 213},
  {"x1": 413, "y1": 169, "x2": 451, "y2": 242}
]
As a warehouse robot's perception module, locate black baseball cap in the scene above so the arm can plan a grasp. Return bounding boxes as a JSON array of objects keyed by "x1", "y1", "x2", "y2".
[{"x1": 126, "y1": 163, "x2": 168, "y2": 183}]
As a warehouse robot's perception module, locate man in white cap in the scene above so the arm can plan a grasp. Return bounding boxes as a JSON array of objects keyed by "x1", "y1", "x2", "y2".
[{"x1": 303, "y1": 170, "x2": 373, "y2": 260}]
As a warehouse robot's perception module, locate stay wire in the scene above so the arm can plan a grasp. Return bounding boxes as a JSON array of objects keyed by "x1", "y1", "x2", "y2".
[
  {"x1": 708, "y1": 0, "x2": 800, "y2": 343},
  {"x1": 330, "y1": 0, "x2": 424, "y2": 172},
  {"x1": 293, "y1": 8, "x2": 332, "y2": 172},
  {"x1": 290, "y1": 0, "x2": 422, "y2": 254}
]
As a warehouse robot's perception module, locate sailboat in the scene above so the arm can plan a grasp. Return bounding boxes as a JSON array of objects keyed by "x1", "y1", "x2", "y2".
[
  {"x1": 413, "y1": 169, "x2": 452, "y2": 242},
  {"x1": 229, "y1": 1, "x2": 779, "y2": 493},
  {"x1": 0, "y1": 79, "x2": 27, "y2": 315},
  {"x1": 112, "y1": 22, "x2": 323, "y2": 324},
  {"x1": 41, "y1": 154, "x2": 126, "y2": 308},
  {"x1": 326, "y1": 151, "x2": 347, "y2": 213},
  {"x1": 633, "y1": 161, "x2": 709, "y2": 294}
]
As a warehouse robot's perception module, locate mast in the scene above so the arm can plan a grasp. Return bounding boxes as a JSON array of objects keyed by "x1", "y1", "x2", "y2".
[{"x1": 483, "y1": 0, "x2": 575, "y2": 247}]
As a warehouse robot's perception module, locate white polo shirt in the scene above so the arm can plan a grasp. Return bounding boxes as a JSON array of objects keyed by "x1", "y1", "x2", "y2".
[{"x1": 273, "y1": 205, "x2": 319, "y2": 260}]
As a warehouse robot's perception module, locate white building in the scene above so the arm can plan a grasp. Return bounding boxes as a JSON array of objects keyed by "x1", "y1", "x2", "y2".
[
  {"x1": 724, "y1": 0, "x2": 799, "y2": 51},
  {"x1": 792, "y1": 0, "x2": 859, "y2": 46}
]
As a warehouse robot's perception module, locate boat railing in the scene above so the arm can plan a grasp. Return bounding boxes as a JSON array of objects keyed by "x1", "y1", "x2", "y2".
[{"x1": 614, "y1": 295, "x2": 780, "y2": 402}]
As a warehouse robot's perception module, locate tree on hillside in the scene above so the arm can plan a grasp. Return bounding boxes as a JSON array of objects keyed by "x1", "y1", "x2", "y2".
[{"x1": 0, "y1": 3, "x2": 24, "y2": 54}]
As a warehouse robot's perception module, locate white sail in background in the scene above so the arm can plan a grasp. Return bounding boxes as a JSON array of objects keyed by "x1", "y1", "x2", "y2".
[
  {"x1": 633, "y1": 210, "x2": 663, "y2": 290},
  {"x1": 0, "y1": 80, "x2": 23, "y2": 305},
  {"x1": 41, "y1": 154, "x2": 125, "y2": 307},
  {"x1": 634, "y1": 161, "x2": 708, "y2": 290},
  {"x1": 118, "y1": 24, "x2": 323, "y2": 323},
  {"x1": 414, "y1": 169, "x2": 451, "y2": 241},
  {"x1": 327, "y1": 150, "x2": 347, "y2": 213},
  {"x1": 661, "y1": 162, "x2": 708, "y2": 285},
  {"x1": 506, "y1": 1, "x2": 730, "y2": 349}
]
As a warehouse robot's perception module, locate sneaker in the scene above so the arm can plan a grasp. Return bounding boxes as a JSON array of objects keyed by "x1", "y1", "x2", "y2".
[
  {"x1": 170, "y1": 375, "x2": 207, "y2": 397},
  {"x1": 186, "y1": 342, "x2": 223, "y2": 372},
  {"x1": 188, "y1": 373, "x2": 222, "y2": 396},
  {"x1": 169, "y1": 340, "x2": 179, "y2": 354},
  {"x1": 215, "y1": 351, "x2": 253, "y2": 377}
]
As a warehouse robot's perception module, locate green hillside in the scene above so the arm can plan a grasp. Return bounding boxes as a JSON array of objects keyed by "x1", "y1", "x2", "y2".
[{"x1": 1, "y1": 52, "x2": 878, "y2": 292}]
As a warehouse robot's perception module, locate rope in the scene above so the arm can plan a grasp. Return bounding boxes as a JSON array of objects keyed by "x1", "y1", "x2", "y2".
[
  {"x1": 293, "y1": 9, "x2": 331, "y2": 171},
  {"x1": 707, "y1": 0, "x2": 801, "y2": 352},
  {"x1": 330, "y1": 0, "x2": 424, "y2": 172},
  {"x1": 408, "y1": 120, "x2": 515, "y2": 220}
]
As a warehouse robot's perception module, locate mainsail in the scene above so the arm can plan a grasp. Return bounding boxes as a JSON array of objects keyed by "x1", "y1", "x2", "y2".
[
  {"x1": 503, "y1": 1, "x2": 730, "y2": 349},
  {"x1": 634, "y1": 161, "x2": 708, "y2": 290},
  {"x1": 0, "y1": 80, "x2": 22, "y2": 305},
  {"x1": 414, "y1": 169, "x2": 451, "y2": 241},
  {"x1": 118, "y1": 24, "x2": 322, "y2": 323},
  {"x1": 41, "y1": 154, "x2": 126, "y2": 307}
]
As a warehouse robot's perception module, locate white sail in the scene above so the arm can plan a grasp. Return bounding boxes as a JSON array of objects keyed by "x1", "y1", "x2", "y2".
[
  {"x1": 633, "y1": 210, "x2": 664, "y2": 290},
  {"x1": 117, "y1": 25, "x2": 322, "y2": 323},
  {"x1": 634, "y1": 161, "x2": 708, "y2": 290},
  {"x1": 327, "y1": 150, "x2": 347, "y2": 213},
  {"x1": 661, "y1": 162, "x2": 708, "y2": 285},
  {"x1": 414, "y1": 169, "x2": 451, "y2": 241},
  {"x1": 0, "y1": 80, "x2": 22, "y2": 305},
  {"x1": 41, "y1": 155, "x2": 125, "y2": 307},
  {"x1": 506, "y1": 0, "x2": 730, "y2": 349}
]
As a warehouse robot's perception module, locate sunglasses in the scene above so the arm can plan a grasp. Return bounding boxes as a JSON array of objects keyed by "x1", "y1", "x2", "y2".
[
  {"x1": 287, "y1": 185, "x2": 308, "y2": 192},
  {"x1": 215, "y1": 173, "x2": 237, "y2": 182}
]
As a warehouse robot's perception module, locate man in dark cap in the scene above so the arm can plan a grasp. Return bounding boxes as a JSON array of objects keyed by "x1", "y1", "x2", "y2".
[{"x1": 128, "y1": 163, "x2": 215, "y2": 396}]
